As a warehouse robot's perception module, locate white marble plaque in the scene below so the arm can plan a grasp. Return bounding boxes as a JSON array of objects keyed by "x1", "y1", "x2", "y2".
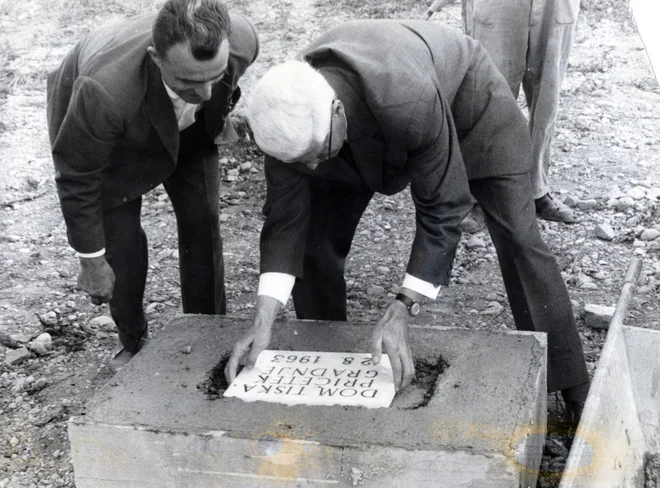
[{"x1": 224, "y1": 350, "x2": 395, "y2": 408}]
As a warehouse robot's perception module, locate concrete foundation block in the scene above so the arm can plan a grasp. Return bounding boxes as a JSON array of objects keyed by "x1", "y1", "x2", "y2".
[{"x1": 69, "y1": 315, "x2": 547, "y2": 488}]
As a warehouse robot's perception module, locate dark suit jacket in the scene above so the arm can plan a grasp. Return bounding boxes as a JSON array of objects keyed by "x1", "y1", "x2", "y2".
[
  {"x1": 260, "y1": 20, "x2": 532, "y2": 286},
  {"x1": 47, "y1": 13, "x2": 259, "y2": 253}
]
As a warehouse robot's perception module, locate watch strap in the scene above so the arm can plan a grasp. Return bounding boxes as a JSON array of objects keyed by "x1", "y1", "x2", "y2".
[
  {"x1": 396, "y1": 292, "x2": 421, "y2": 316},
  {"x1": 395, "y1": 293, "x2": 415, "y2": 310}
]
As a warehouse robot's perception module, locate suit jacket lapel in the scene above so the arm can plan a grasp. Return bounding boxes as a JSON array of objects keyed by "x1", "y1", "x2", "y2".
[{"x1": 145, "y1": 58, "x2": 179, "y2": 163}]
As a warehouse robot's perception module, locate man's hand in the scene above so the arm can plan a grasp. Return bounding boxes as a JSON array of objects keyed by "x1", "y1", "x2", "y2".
[
  {"x1": 77, "y1": 256, "x2": 115, "y2": 305},
  {"x1": 224, "y1": 295, "x2": 282, "y2": 384},
  {"x1": 371, "y1": 300, "x2": 415, "y2": 392}
]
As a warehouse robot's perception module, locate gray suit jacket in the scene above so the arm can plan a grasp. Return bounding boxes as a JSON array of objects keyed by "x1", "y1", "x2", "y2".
[{"x1": 260, "y1": 20, "x2": 532, "y2": 286}]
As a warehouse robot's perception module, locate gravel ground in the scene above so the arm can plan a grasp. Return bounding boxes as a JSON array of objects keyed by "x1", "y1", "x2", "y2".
[{"x1": 1, "y1": 0, "x2": 659, "y2": 486}]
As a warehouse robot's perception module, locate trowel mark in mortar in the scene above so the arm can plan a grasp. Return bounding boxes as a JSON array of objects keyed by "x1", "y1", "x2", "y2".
[
  {"x1": 197, "y1": 354, "x2": 231, "y2": 399},
  {"x1": 390, "y1": 356, "x2": 449, "y2": 410},
  {"x1": 198, "y1": 349, "x2": 301, "y2": 399}
]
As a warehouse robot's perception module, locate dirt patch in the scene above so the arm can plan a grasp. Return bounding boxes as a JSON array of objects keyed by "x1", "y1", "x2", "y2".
[
  {"x1": 646, "y1": 453, "x2": 660, "y2": 488},
  {"x1": 537, "y1": 411, "x2": 581, "y2": 487},
  {"x1": 393, "y1": 356, "x2": 449, "y2": 410},
  {"x1": 198, "y1": 354, "x2": 231, "y2": 399}
]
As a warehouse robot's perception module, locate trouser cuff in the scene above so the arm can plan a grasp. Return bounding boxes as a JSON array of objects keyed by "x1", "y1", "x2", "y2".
[{"x1": 117, "y1": 326, "x2": 149, "y2": 354}]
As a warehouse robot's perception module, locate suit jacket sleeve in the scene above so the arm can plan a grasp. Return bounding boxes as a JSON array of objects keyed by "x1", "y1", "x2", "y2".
[
  {"x1": 50, "y1": 76, "x2": 123, "y2": 254},
  {"x1": 259, "y1": 156, "x2": 311, "y2": 278},
  {"x1": 403, "y1": 84, "x2": 474, "y2": 286}
]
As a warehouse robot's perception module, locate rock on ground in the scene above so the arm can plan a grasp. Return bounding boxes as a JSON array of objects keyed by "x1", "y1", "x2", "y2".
[{"x1": 583, "y1": 304, "x2": 616, "y2": 329}]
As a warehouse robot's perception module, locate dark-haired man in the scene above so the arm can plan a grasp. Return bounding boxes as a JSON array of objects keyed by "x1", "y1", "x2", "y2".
[
  {"x1": 227, "y1": 20, "x2": 589, "y2": 423},
  {"x1": 47, "y1": 0, "x2": 259, "y2": 369}
]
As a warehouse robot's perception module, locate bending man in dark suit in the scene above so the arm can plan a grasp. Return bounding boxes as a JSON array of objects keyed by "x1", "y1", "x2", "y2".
[
  {"x1": 47, "y1": 0, "x2": 258, "y2": 369},
  {"x1": 226, "y1": 20, "x2": 588, "y2": 421}
]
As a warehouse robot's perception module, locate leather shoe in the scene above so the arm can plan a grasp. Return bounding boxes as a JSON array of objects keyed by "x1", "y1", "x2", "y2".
[
  {"x1": 460, "y1": 205, "x2": 486, "y2": 233},
  {"x1": 564, "y1": 399, "x2": 585, "y2": 429},
  {"x1": 109, "y1": 329, "x2": 149, "y2": 373},
  {"x1": 535, "y1": 193, "x2": 574, "y2": 223},
  {"x1": 561, "y1": 381, "x2": 590, "y2": 428}
]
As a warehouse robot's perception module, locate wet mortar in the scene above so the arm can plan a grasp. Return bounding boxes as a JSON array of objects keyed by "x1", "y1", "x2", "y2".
[{"x1": 198, "y1": 353, "x2": 448, "y2": 409}]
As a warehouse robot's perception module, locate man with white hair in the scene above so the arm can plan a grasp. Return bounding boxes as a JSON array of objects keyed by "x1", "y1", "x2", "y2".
[{"x1": 226, "y1": 20, "x2": 589, "y2": 423}]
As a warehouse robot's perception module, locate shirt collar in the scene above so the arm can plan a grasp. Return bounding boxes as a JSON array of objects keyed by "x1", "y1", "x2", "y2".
[{"x1": 162, "y1": 79, "x2": 185, "y2": 106}]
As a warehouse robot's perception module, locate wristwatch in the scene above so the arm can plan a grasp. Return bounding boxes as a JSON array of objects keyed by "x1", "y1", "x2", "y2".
[{"x1": 395, "y1": 293, "x2": 421, "y2": 316}]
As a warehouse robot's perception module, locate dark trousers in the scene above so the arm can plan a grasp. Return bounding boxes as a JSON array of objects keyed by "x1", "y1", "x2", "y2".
[
  {"x1": 292, "y1": 178, "x2": 373, "y2": 320},
  {"x1": 103, "y1": 120, "x2": 226, "y2": 352},
  {"x1": 292, "y1": 173, "x2": 588, "y2": 393},
  {"x1": 469, "y1": 173, "x2": 588, "y2": 392}
]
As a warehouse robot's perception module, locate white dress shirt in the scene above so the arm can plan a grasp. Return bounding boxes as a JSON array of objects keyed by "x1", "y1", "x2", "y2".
[
  {"x1": 162, "y1": 81, "x2": 201, "y2": 131},
  {"x1": 258, "y1": 271, "x2": 441, "y2": 305}
]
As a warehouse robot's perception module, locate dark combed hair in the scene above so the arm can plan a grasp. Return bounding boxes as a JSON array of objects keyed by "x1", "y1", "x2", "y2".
[{"x1": 152, "y1": 0, "x2": 231, "y2": 61}]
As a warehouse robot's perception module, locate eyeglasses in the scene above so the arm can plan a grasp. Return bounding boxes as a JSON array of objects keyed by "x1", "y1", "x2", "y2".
[
  {"x1": 326, "y1": 101, "x2": 334, "y2": 163},
  {"x1": 306, "y1": 101, "x2": 334, "y2": 166}
]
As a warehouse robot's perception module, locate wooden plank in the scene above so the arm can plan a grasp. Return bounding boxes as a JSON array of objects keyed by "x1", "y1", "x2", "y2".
[
  {"x1": 624, "y1": 326, "x2": 660, "y2": 453},
  {"x1": 561, "y1": 258, "x2": 647, "y2": 487},
  {"x1": 560, "y1": 329, "x2": 646, "y2": 487}
]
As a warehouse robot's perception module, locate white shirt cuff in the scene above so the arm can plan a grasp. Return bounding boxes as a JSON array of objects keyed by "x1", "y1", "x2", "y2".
[
  {"x1": 402, "y1": 273, "x2": 441, "y2": 299},
  {"x1": 77, "y1": 248, "x2": 106, "y2": 258},
  {"x1": 258, "y1": 272, "x2": 296, "y2": 306}
]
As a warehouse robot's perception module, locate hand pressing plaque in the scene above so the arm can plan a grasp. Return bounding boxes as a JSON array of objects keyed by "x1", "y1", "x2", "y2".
[{"x1": 224, "y1": 350, "x2": 396, "y2": 408}]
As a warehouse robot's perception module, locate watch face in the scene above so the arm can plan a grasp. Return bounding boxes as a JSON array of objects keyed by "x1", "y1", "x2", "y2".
[{"x1": 410, "y1": 302, "x2": 421, "y2": 316}]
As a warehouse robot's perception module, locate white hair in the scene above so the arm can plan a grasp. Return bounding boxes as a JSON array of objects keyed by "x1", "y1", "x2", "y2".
[{"x1": 246, "y1": 60, "x2": 335, "y2": 162}]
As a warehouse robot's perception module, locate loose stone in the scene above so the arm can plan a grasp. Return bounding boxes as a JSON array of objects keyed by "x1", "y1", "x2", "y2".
[
  {"x1": 30, "y1": 333, "x2": 52, "y2": 355},
  {"x1": 5, "y1": 347, "x2": 29, "y2": 365},
  {"x1": 40, "y1": 312, "x2": 58, "y2": 326},
  {"x1": 640, "y1": 229, "x2": 660, "y2": 241},
  {"x1": 616, "y1": 197, "x2": 635, "y2": 211},
  {"x1": 366, "y1": 285, "x2": 385, "y2": 296},
  {"x1": 594, "y1": 223, "x2": 615, "y2": 241},
  {"x1": 89, "y1": 316, "x2": 116, "y2": 332},
  {"x1": 482, "y1": 302, "x2": 503, "y2": 316},
  {"x1": 627, "y1": 186, "x2": 646, "y2": 200},
  {"x1": 576, "y1": 199, "x2": 598, "y2": 211},
  {"x1": 466, "y1": 236, "x2": 486, "y2": 249},
  {"x1": 583, "y1": 304, "x2": 616, "y2": 329}
]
